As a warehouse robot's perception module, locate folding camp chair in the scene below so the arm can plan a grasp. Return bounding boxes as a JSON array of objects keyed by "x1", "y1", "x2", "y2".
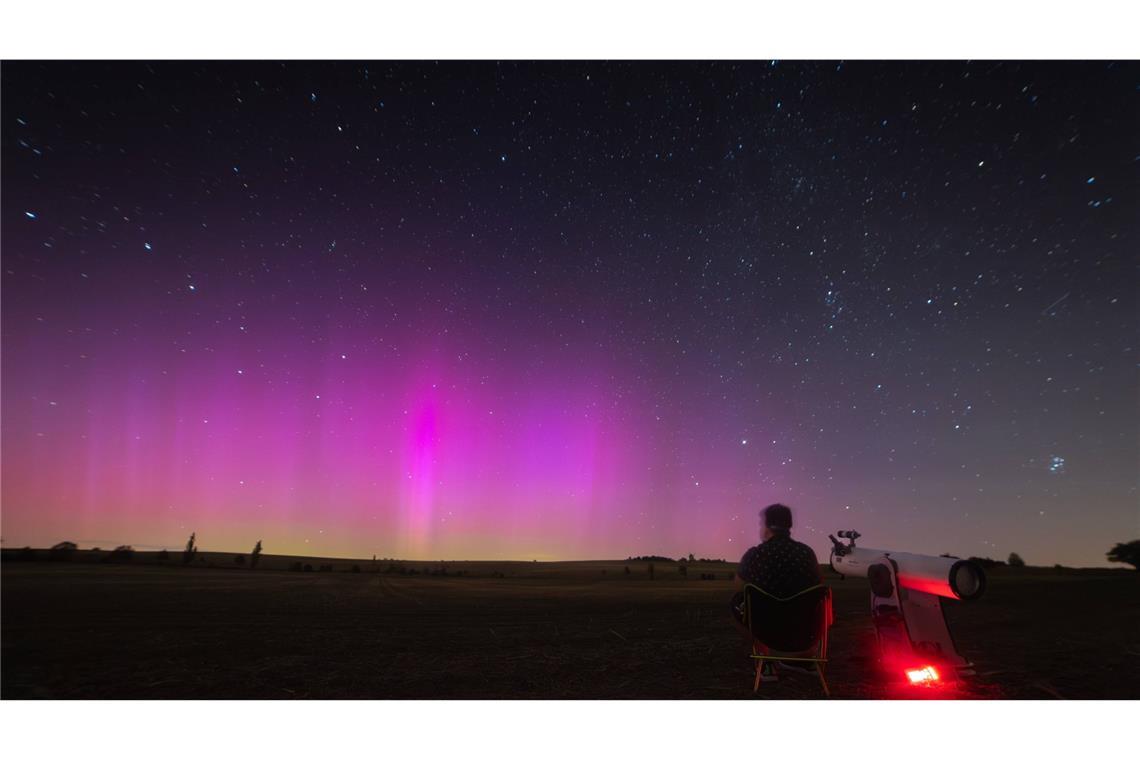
[{"x1": 744, "y1": 583, "x2": 833, "y2": 697}]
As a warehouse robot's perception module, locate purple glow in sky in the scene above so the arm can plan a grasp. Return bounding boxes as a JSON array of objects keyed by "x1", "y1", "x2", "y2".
[{"x1": 3, "y1": 62, "x2": 1136, "y2": 565}]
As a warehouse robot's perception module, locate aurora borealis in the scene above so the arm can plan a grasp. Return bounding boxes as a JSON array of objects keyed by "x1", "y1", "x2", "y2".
[{"x1": 2, "y1": 61, "x2": 1136, "y2": 565}]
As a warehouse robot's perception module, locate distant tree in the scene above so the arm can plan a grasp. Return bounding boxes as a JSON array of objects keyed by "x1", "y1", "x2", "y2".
[
  {"x1": 182, "y1": 532, "x2": 197, "y2": 565},
  {"x1": 234, "y1": 554, "x2": 245, "y2": 566},
  {"x1": 1107, "y1": 540, "x2": 1140, "y2": 570},
  {"x1": 688, "y1": 553, "x2": 695, "y2": 563},
  {"x1": 1007, "y1": 552, "x2": 1026, "y2": 567},
  {"x1": 250, "y1": 540, "x2": 262, "y2": 569}
]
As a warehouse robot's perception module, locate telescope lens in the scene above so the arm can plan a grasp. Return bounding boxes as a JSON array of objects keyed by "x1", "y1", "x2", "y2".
[{"x1": 950, "y1": 561, "x2": 985, "y2": 600}]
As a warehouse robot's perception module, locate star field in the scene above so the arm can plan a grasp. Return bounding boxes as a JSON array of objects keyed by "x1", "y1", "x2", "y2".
[{"x1": 2, "y1": 61, "x2": 1136, "y2": 564}]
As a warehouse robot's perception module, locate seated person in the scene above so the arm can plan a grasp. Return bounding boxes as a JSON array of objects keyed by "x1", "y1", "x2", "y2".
[{"x1": 730, "y1": 503, "x2": 823, "y2": 658}]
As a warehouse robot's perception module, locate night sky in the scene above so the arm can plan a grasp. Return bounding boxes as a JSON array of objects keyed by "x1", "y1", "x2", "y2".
[{"x1": 2, "y1": 61, "x2": 1135, "y2": 565}]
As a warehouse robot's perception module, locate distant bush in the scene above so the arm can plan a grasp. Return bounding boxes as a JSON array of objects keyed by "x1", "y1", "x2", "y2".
[
  {"x1": 234, "y1": 554, "x2": 245, "y2": 566},
  {"x1": 50, "y1": 542, "x2": 77, "y2": 560},
  {"x1": 107, "y1": 545, "x2": 135, "y2": 563},
  {"x1": 678, "y1": 564, "x2": 687, "y2": 577},
  {"x1": 303, "y1": 564, "x2": 314, "y2": 572},
  {"x1": 157, "y1": 549, "x2": 170, "y2": 561},
  {"x1": 628, "y1": 555, "x2": 675, "y2": 563},
  {"x1": 290, "y1": 562, "x2": 304, "y2": 572},
  {"x1": 968, "y1": 556, "x2": 1006, "y2": 569},
  {"x1": 1007, "y1": 552, "x2": 1026, "y2": 567},
  {"x1": 624, "y1": 566, "x2": 631, "y2": 575},
  {"x1": 319, "y1": 564, "x2": 333, "y2": 572}
]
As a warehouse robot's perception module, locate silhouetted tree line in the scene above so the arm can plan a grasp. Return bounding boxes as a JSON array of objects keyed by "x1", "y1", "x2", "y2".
[{"x1": 626, "y1": 554, "x2": 728, "y2": 563}]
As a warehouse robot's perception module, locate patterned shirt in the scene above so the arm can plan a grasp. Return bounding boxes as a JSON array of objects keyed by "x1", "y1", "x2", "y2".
[{"x1": 737, "y1": 533, "x2": 822, "y2": 598}]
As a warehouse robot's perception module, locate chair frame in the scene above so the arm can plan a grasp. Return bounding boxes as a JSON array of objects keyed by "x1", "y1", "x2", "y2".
[{"x1": 744, "y1": 583, "x2": 832, "y2": 697}]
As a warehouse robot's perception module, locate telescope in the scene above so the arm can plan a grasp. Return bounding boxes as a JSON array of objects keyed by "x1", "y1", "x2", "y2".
[{"x1": 829, "y1": 530, "x2": 986, "y2": 683}]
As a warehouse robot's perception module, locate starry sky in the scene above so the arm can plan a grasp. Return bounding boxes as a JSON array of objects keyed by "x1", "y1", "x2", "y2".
[{"x1": 2, "y1": 61, "x2": 1136, "y2": 565}]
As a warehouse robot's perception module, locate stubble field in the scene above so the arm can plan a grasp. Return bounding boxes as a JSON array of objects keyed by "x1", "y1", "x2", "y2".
[{"x1": 3, "y1": 557, "x2": 1137, "y2": 699}]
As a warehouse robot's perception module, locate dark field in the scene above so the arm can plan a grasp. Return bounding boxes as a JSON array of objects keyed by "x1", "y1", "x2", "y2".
[{"x1": 3, "y1": 557, "x2": 1138, "y2": 699}]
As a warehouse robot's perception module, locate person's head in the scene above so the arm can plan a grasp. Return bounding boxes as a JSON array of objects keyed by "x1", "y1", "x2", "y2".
[{"x1": 760, "y1": 503, "x2": 793, "y2": 541}]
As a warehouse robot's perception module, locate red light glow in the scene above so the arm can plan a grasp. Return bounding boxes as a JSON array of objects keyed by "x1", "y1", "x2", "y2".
[{"x1": 905, "y1": 666, "x2": 941, "y2": 685}]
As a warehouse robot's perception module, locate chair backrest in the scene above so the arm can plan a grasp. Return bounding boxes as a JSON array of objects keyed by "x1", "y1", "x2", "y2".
[{"x1": 744, "y1": 584, "x2": 829, "y2": 653}]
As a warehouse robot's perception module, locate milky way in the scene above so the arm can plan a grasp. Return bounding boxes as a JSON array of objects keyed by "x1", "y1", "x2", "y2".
[{"x1": 2, "y1": 61, "x2": 1136, "y2": 564}]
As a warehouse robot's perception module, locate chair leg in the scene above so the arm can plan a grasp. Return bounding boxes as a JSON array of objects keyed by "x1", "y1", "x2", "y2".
[
  {"x1": 817, "y1": 664, "x2": 830, "y2": 698},
  {"x1": 754, "y1": 661, "x2": 762, "y2": 692}
]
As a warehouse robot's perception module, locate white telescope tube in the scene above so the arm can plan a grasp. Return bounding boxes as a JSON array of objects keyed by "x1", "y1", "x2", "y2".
[{"x1": 830, "y1": 546, "x2": 986, "y2": 601}]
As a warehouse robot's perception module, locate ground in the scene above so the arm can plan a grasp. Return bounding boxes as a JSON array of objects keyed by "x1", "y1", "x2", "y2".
[{"x1": 2, "y1": 557, "x2": 1137, "y2": 699}]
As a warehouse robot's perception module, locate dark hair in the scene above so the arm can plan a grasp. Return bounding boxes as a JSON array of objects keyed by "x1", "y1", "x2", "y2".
[{"x1": 762, "y1": 503, "x2": 793, "y2": 532}]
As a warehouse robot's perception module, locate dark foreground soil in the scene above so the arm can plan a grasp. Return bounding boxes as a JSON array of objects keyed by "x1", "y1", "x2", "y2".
[{"x1": 3, "y1": 560, "x2": 1137, "y2": 698}]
